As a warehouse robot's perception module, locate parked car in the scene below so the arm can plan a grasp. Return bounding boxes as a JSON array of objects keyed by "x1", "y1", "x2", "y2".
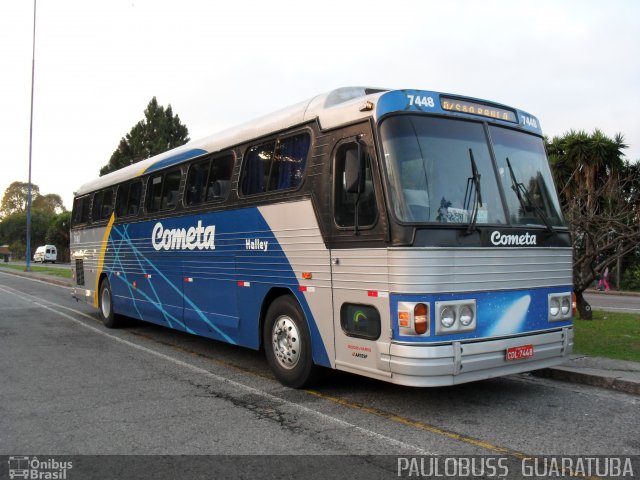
[{"x1": 33, "y1": 245, "x2": 57, "y2": 263}]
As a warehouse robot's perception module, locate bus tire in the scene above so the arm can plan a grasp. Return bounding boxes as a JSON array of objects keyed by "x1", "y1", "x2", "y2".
[
  {"x1": 99, "y1": 277, "x2": 122, "y2": 328},
  {"x1": 263, "y1": 295, "x2": 318, "y2": 388}
]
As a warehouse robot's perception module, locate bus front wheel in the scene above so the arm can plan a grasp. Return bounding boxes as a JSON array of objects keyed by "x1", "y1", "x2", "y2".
[
  {"x1": 99, "y1": 278, "x2": 122, "y2": 328},
  {"x1": 263, "y1": 295, "x2": 318, "y2": 388}
]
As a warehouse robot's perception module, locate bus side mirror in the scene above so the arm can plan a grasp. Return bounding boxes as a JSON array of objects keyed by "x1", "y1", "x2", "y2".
[{"x1": 344, "y1": 145, "x2": 365, "y2": 194}]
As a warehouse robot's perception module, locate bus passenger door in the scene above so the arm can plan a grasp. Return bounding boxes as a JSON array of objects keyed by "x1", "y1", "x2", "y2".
[{"x1": 328, "y1": 129, "x2": 392, "y2": 381}]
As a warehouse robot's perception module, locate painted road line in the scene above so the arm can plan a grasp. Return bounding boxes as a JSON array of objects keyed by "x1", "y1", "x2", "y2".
[{"x1": 0, "y1": 285, "x2": 431, "y2": 456}]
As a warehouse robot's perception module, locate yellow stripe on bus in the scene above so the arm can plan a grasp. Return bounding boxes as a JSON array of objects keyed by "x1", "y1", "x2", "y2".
[{"x1": 94, "y1": 212, "x2": 116, "y2": 308}]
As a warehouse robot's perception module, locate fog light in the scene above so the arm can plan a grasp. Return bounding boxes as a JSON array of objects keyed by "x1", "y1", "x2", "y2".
[
  {"x1": 561, "y1": 297, "x2": 570, "y2": 316},
  {"x1": 459, "y1": 305, "x2": 474, "y2": 326},
  {"x1": 550, "y1": 297, "x2": 560, "y2": 317},
  {"x1": 441, "y1": 306, "x2": 456, "y2": 328}
]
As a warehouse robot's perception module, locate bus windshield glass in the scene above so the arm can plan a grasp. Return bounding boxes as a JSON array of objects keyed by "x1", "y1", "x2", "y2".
[
  {"x1": 380, "y1": 115, "x2": 564, "y2": 227},
  {"x1": 380, "y1": 116, "x2": 506, "y2": 224},
  {"x1": 489, "y1": 125, "x2": 564, "y2": 227}
]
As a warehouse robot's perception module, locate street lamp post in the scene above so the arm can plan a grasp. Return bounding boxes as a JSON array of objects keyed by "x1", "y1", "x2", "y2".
[{"x1": 26, "y1": 0, "x2": 37, "y2": 272}]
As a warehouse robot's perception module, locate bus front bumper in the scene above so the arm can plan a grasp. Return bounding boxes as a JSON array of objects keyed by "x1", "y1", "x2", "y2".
[
  {"x1": 71, "y1": 287, "x2": 94, "y2": 305},
  {"x1": 384, "y1": 327, "x2": 573, "y2": 387}
]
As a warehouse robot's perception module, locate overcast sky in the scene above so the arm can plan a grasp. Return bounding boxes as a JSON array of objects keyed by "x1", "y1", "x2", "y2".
[{"x1": 1, "y1": 0, "x2": 639, "y2": 210}]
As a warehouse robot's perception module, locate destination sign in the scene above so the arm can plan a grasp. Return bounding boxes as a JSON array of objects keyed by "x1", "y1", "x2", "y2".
[{"x1": 441, "y1": 97, "x2": 517, "y2": 123}]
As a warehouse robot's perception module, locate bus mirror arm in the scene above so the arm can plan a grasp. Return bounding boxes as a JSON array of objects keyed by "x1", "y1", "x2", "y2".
[{"x1": 344, "y1": 145, "x2": 365, "y2": 195}]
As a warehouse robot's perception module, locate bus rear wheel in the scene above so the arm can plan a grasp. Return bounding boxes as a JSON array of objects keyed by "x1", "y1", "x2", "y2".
[
  {"x1": 99, "y1": 277, "x2": 122, "y2": 328},
  {"x1": 263, "y1": 295, "x2": 318, "y2": 388}
]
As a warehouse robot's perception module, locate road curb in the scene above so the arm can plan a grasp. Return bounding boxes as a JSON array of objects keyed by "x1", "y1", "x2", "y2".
[{"x1": 532, "y1": 366, "x2": 640, "y2": 396}]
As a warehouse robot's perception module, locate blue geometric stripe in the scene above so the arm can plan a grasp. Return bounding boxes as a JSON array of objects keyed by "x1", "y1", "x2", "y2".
[{"x1": 111, "y1": 225, "x2": 235, "y2": 344}]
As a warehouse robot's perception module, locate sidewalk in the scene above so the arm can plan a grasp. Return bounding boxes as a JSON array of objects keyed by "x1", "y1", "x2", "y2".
[
  {"x1": 2, "y1": 266, "x2": 639, "y2": 396},
  {"x1": 585, "y1": 288, "x2": 640, "y2": 297},
  {"x1": 533, "y1": 355, "x2": 640, "y2": 396}
]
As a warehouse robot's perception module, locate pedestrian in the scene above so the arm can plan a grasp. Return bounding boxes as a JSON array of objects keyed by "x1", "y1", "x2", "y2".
[
  {"x1": 595, "y1": 271, "x2": 602, "y2": 291},
  {"x1": 603, "y1": 266, "x2": 610, "y2": 291}
]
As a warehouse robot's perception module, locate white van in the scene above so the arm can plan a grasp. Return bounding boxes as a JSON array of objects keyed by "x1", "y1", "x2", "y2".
[{"x1": 33, "y1": 245, "x2": 57, "y2": 263}]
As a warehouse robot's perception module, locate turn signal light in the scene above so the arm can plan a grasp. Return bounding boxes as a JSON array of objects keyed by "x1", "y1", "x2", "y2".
[
  {"x1": 414, "y1": 303, "x2": 428, "y2": 335},
  {"x1": 398, "y1": 311, "x2": 410, "y2": 327},
  {"x1": 572, "y1": 292, "x2": 577, "y2": 317}
]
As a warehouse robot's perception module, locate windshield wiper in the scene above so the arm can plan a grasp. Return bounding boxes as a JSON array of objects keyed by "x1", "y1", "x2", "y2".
[
  {"x1": 505, "y1": 157, "x2": 554, "y2": 233},
  {"x1": 463, "y1": 148, "x2": 483, "y2": 235}
]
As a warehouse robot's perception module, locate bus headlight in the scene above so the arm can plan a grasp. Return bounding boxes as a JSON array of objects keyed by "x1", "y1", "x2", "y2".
[
  {"x1": 459, "y1": 305, "x2": 474, "y2": 326},
  {"x1": 435, "y1": 300, "x2": 476, "y2": 335},
  {"x1": 440, "y1": 307, "x2": 456, "y2": 328},
  {"x1": 548, "y1": 293, "x2": 572, "y2": 321}
]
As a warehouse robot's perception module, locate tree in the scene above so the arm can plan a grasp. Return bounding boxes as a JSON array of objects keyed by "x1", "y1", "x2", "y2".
[
  {"x1": 46, "y1": 211, "x2": 71, "y2": 262},
  {"x1": 99, "y1": 97, "x2": 190, "y2": 176},
  {"x1": 0, "y1": 209, "x2": 53, "y2": 259},
  {"x1": 547, "y1": 131, "x2": 640, "y2": 319},
  {"x1": 0, "y1": 181, "x2": 40, "y2": 217},
  {"x1": 33, "y1": 193, "x2": 66, "y2": 214}
]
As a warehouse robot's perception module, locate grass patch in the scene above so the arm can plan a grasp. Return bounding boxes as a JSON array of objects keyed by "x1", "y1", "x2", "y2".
[
  {"x1": 573, "y1": 310, "x2": 640, "y2": 362},
  {"x1": 0, "y1": 263, "x2": 72, "y2": 279}
]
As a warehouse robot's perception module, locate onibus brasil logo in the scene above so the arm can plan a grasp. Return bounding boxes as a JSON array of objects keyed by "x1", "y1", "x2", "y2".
[{"x1": 8, "y1": 456, "x2": 72, "y2": 479}]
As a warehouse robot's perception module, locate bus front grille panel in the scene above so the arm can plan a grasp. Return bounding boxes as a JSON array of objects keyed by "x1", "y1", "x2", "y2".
[{"x1": 387, "y1": 247, "x2": 572, "y2": 294}]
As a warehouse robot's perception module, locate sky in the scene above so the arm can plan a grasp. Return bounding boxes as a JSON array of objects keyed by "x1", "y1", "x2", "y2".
[{"x1": 1, "y1": 0, "x2": 639, "y2": 210}]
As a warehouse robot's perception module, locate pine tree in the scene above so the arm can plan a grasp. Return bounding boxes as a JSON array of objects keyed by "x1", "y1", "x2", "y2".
[{"x1": 99, "y1": 97, "x2": 189, "y2": 176}]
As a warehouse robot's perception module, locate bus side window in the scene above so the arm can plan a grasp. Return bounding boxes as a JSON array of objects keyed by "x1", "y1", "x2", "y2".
[
  {"x1": 72, "y1": 195, "x2": 91, "y2": 226},
  {"x1": 148, "y1": 169, "x2": 182, "y2": 213},
  {"x1": 241, "y1": 142, "x2": 275, "y2": 195},
  {"x1": 146, "y1": 175, "x2": 163, "y2": 213},
  {"x1": 334, "y1": 144, "x2": 377, "y2": 228},
  {"x1": 161, "y1": 170, "x2": 181, "y2": 209},
  {"x1": 91, "y1": 191, "x2": 104, "y2": 222},
  {"x1": 101, "y1": 188, "x2": 114, "y2": 219},
  {"x1": 205, "y1": 155, "x2": 233, "y2": 201},
  {"x1": 240, "y1": 133, "x2": 309, "y2": 196},
  {"x1": 115, "y1": 183, "x2": 129, "y2": 217},
  {"x1": 115, "y1": 181, "x2": 142, "y2": 217},
  {"x1": 185, "y1": 160, "x2": 210, "y2": 205},
  {"x1": 128, "y1": 181, "x2": 142, "y2": 215}
]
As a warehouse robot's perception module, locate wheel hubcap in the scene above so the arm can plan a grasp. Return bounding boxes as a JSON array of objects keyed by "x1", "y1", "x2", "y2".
[
  {"x1": 271, "y1": 315, "x2": 300, "y2": 369},
  {"x1": 101, "y1": 288, "x2": 111, "y2": 318}
]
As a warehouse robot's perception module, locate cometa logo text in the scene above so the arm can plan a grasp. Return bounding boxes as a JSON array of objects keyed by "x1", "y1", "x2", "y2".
[
  {"x1": 490, "y1": 231, "x2": 537, "y2": 246},
  {"x1": 152, "y1": 221, "x2": 215, "y2": 251}
]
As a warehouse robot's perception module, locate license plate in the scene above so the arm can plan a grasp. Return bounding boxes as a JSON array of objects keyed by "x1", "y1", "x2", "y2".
[{"x1": 505, "y1": 344, "x2": 534, "y2": 361}]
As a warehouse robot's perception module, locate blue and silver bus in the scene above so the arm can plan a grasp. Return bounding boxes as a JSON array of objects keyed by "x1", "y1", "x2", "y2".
[{"x1": 71, "y1": 87, "x2": 574, "y2": 388}]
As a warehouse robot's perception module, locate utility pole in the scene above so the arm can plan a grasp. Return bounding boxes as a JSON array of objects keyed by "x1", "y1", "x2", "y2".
[{"x1": 26, "y1": 0, "x2": 37, "y2": 272}]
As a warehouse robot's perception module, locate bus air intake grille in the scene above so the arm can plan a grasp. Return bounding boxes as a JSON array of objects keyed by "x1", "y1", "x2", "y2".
[{"x1": 75, "y1": 259, "x2": 85, "y2": 286}]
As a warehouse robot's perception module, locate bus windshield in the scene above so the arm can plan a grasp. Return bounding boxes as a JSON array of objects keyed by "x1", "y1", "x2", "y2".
[
  {"x1": 489, "y1": 125, "x2": 564, "y2": 227},
  {"x1": 380, "y1": 115, "x2": 563, "y2": 227}
]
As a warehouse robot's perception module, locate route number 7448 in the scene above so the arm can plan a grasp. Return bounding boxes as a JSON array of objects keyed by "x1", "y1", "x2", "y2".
[{"x1": 407, "y1": 95, "x2": 435, "y2": 108}]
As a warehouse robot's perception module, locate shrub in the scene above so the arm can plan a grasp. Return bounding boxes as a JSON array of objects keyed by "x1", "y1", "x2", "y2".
[{"x1": 621, "y1": 265, "x2": 640, "y2": 291}]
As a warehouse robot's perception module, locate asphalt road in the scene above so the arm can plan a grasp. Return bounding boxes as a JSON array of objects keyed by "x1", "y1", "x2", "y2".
[
  {"x1": 583, "y1": 291, "x2": 640, "y2": 313},
  {"x1": 1, "y1": 271, "x2": 638, "y2": 474}
]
